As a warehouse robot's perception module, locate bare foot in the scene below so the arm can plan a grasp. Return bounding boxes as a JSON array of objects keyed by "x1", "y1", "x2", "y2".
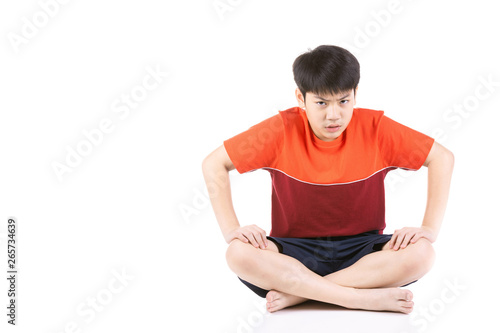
[
  {"x1": 265, "y1": 290, "x2": 307, "y2": 313},
  {"x1": 266, "y1": 288, "x2": 414, "y2": 314},
  {"x1": 350, "y1": 288, "x2": 414, "y2": 314}
]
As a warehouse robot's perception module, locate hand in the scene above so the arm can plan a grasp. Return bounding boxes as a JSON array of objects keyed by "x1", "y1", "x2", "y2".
[
  {"x1": 388, "y1": 226, "x2": 437, "y2": 251},
  {"x1": 225, "y1": 224, "x2": 269, "y2": 249}
]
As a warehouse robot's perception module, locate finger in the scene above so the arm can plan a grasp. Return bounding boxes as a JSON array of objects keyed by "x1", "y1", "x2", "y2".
[
  {"x1": 249, "y1": 226, "x2": 267, "y2": 249},
  {"x1": 389, "y1": 232, "x2": 400, "y2": 249},
  {"x1": 249, "y1": 229, "x2": 265, "y2": 249},
  {"x1": 407, "y1": 233, "x2": 419, "y2": 245},
  {"x1": 240, "y1": 231, "x2": 257, "y2": 247},
  {"x1": 255, "y1": 232, "x2": 266, "y2": 249},
  {"x1": 393, "y1": 233, "x2": 406, "y2": 251},
  {"x1": 410, "y1": 232, "x2": 422, "y2": 244},
  {"x1": 398, "y1": 231, "x2": 413, "y2": 249},
  {"x1": 236, "y1": 232, "x2": 249, "y2": 244},
  {"x1": 259, "y1": 229, "x2": 268, "y2": 248},
  {"x1": 404, "y1": 232, "x2": 422, "y2": 248},
  {"x1": 388, "y1": 232, "x2": 397, "y2": 249},
  {"x1": 257, "y1": 230, "x2": 269, "y2": 249},
  {"x1": 247, "y1": 233, "x2": 261, "y2": 248},
  {"x1": 400, "y1": 235, "x2": 411, "y2": 249}
]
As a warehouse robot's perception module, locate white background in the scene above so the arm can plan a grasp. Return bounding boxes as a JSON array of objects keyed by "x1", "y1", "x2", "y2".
[{"x1": 0, "y1": 0, "x2": 499, "y2": 332}]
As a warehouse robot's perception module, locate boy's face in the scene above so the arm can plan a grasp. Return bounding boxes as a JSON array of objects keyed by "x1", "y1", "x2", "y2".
[{"x1": 295, "y1": 88, "x2": 357, "y2": 142}]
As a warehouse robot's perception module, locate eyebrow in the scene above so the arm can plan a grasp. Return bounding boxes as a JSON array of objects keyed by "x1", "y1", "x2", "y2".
[{"x1": 313, "y1": 93, "x2": 351, "y2": 101}]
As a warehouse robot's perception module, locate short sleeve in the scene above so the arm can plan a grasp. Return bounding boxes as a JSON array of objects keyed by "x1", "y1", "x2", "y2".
[
  {"x1": 223, "y1": 114, "x2": 284, "y2": 173},
  {"x1": 377, "y1": 115, "x2": 435, "y2": 170}
]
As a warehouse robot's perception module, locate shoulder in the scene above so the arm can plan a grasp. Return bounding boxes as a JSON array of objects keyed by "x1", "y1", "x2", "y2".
[
  {"x1": 277, "y1": 106, "x2": 310, "y2": 135},
  {"x1": 278, "y1": 106, "x2": 303, "y2": 123},
  {"x1": 352, "y1": 107, "x2": 385, "y2": 124},
  {"x1": 348, "y1": 108, "x2": 386, "y2": 135}
]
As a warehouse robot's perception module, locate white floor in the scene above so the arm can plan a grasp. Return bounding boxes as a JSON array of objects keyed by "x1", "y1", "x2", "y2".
[
  {"x1": 215, "y1": 260, "x2": 486, "y2": 333},
  {"x1": 251, "y1": 301, "x2": 416, "y2": 333}
]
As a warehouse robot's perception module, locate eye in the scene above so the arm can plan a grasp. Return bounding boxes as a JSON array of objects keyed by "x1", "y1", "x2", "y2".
[
  {"x1": 340, "y1": 99, "x2": 349, "y2": 105},
  {"x1": 316, "y1": 101, "x2": 327, "y2": 106}
]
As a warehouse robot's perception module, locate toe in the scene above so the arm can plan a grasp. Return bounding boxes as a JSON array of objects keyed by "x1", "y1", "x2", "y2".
[
  {"x1": 266, "y1": 290, "x2": 279, "y2": 302},
  {"x1": 399, "y1": 300, "x2": 414, "y2": 308},
  {"x1": 397, "y1": 300, "x2": 414, "y2": 314},
  {"x1": 398, "y1": 289, "x2": 413, "y2": 301},
  {"x1": 401, "y1": 305, "x2": 413, "y2": 314},
  {"x1": 267, "y1": 302, "x2": 279, "y2": 313}
]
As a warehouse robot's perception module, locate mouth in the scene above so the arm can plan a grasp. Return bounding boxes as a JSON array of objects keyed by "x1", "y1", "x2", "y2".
[{"x1": 325, "y1": 124, "x2": 342, "y2": 133}]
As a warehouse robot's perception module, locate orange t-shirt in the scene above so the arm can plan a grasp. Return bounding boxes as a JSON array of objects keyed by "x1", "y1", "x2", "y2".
[{"x1": 224, "y1": 107, "x2": 434, "y2": 238}]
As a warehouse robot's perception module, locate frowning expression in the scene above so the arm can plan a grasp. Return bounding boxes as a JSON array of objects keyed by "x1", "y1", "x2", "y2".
[{"x1": 296, "y1": 88, "x2": 357, "y2": 142}]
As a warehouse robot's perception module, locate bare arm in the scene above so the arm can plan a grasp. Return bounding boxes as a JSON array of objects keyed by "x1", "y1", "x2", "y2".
[
  {"x1": 420, "y1": 141, "x2": 455, "y2": 237},
  {"x1": 202, "y1": 145, "x2": 268, "y2": 248},
  {"x1": 389, "y1": 141, "x2": 454, "y2": 250}
]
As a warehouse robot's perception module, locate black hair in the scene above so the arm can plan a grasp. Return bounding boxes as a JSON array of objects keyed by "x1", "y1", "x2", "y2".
[{"x1": 292, "y1": 45, "x2": 360, "y2": 101}]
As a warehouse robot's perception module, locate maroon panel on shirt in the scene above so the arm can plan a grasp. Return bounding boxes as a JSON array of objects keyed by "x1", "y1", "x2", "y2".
[{"x1": 267, "y1": 167, "x2": 395, "y2": 238}]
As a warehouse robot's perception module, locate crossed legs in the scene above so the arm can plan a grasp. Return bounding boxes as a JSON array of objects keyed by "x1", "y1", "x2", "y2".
[{"x1": 226, "y1": 238, "x2": 435, "y2": 313}]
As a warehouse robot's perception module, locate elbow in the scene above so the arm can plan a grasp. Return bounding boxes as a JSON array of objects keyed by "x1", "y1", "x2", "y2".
[
  {"x1": 444, "y1": 147, "x2": 455, "y2": 170},
  {"x1": 202, "y1": 153, "x2": 214, "y2": 177},
  {"x1": 426, "y1": 143, "x2": 455, "y2": 173},
  {"x1": 202, "y1": 148, "x2": 227, "y2": 177},
  {"x1": 202, "y1": 145, "x2": 235, "y2": 180}
]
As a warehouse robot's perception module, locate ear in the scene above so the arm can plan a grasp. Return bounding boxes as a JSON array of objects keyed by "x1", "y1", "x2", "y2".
[
  {"x1": 295, "y1": 88, "x2": 306, "y2": 109},
  {"x1": 353, "y1": 86, "x2": 359, "y2": 106}
]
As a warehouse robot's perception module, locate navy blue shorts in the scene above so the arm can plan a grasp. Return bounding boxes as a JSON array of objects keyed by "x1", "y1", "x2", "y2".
[{"x1": 239, "y1": 230, "x2": 393, "y2": 298}]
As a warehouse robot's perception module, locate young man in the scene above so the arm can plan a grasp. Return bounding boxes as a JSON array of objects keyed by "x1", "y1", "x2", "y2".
[{"x1": 202, "y1": 45, "x2": 454, "y2": 314}]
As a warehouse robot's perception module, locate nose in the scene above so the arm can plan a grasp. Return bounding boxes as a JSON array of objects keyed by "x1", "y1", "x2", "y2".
[{"x1": 326, "y1": 105, "x2": 341, "y2": 120}]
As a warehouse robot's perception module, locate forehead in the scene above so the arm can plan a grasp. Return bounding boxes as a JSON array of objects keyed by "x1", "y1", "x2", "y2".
[{"x1": 307, "y1": 90, "x2": 353, "y2": 101}]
